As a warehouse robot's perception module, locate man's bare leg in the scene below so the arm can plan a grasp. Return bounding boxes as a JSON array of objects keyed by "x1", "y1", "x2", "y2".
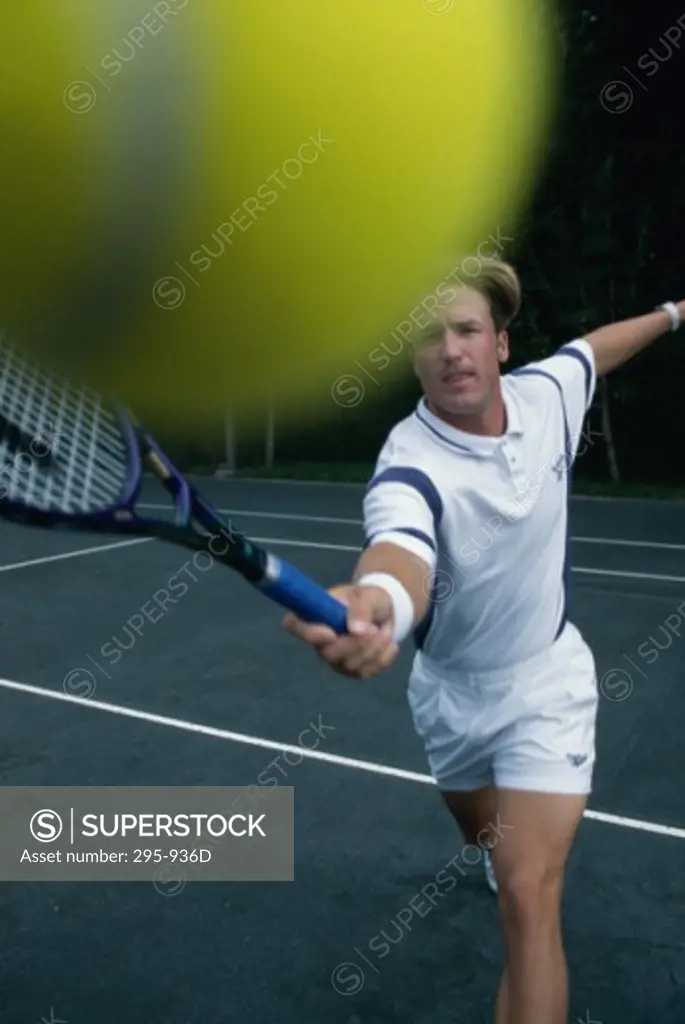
[
  {"x1": 440, "y1": 787, "x2": 498, "y2": 848},
  {"x1": 490, "y1": 789, "x2": 586, "y2": 1024},
  {"x1": 440, "y1": 787, "x2": 509, "y2": 1018}
]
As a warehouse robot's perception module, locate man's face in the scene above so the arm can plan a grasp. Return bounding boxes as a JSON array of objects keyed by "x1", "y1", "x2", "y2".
[{"x1": 413, "y1": 286, "x2": 509, "y2": 423}]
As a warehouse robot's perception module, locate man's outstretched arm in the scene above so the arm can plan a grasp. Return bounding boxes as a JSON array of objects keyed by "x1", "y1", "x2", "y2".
[
  {"x1": 585, "y1": 300, "x2": 684, "y2": 377},
  {"x1": 282, "y1": 542, "x2": 431, "y2": 679}
]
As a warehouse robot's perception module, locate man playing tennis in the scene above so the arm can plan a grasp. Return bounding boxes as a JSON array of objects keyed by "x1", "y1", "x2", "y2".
[{"x1": 283, "y1": 259, "x2": 684, "y2": 1024}]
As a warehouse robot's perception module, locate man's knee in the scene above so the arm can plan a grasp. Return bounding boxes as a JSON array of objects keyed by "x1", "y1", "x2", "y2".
[{"x1": 498, "y1": 866, "x2": 564, "y2": 932}]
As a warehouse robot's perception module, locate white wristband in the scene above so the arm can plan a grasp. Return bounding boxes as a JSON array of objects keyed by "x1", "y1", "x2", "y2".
[
  {"x1": 356, "y1": 572, "x2": 415, "y2": 644},
  {"x1": 657, "y1": 301, "x2": 681, "y2": 332}
]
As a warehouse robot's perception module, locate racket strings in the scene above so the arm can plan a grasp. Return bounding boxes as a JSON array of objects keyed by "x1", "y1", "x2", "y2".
[{"x1": 0, "y1": 342, "x2": 129, "y2": 513}]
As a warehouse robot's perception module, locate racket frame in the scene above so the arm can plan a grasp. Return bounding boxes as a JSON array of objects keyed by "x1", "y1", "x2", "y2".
[{"x1": 0, "y1": 402, "x2": 349, "y2": 631}]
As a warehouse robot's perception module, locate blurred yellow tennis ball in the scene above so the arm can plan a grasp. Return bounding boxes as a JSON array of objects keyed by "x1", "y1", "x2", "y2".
[{"x1": 0, "y1": 1, "x2": 557, "y2": 430}]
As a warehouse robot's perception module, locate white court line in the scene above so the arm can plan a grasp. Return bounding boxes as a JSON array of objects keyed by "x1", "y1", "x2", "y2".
[
  {"x1": 570, "y1": 536, "x2": 685, "y2": 553},
  {"x1": 0, "y1": 537, "x2": 153, "y2": 574},
  {"x1": 0, "y1": 532, "x2": 682, "y2": 584},
  {"x1": 202, "y1": 476, "x2": 363, "y2": 489},
  {"x1": 196, "y1": 476, "x2": 685, "y2": 505},
  {"x1": 139, "y1": 505, "x2": 685, "y2": 553},
  {"x1": 0, "y1": 675, "x2": 684, "y2": 840},
  {"x1": 250, "y1": 538, "x2": 685, "y2": 584},
  {"x1": 571, "y1": 566, "x2": 685, "y2": 584},
  {"x1": 572, "y1": 493, "x2": 685, "y2": 506},
  {"x1": 254, "y1": 537, "x2": 361, "y2": 553}
]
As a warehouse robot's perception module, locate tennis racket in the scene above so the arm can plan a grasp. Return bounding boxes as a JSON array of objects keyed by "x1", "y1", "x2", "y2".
[{"x1": 0, "y1": 341, "x2": 348, "y2": 633}]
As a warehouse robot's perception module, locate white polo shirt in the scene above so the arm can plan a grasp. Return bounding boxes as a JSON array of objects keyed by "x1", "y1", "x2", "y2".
[{"x1": 363, "y1": 339, "x2": 596, "y2": 673}]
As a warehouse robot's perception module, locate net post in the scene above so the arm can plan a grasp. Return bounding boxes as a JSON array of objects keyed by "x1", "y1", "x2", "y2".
[
  {"x1": 215, "y1": 410, "x2": 236, "y2": 478},
  {"x1": 265, "y1": 400, "x2": 275, "y2": 469}
]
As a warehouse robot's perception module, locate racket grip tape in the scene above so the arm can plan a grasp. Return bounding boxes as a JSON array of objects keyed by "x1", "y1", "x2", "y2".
[{"x1": 259, "y1": 556, "x2": 348, "y2": 633}]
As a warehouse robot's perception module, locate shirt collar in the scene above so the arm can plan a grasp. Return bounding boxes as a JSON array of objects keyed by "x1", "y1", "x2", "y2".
[{"x1": 414, "y1": 385, "x2": 523, "y2": 457}]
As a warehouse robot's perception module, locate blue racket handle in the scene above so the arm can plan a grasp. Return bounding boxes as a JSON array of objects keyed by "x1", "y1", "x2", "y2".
[{"x1": 259, "y1": 555, "x2": 349, "y2": 633}]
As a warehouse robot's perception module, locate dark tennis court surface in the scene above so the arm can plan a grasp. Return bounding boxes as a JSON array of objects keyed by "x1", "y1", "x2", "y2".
[{"x1": 1, "y1": 479, "x2": 684, "y2": 1024}]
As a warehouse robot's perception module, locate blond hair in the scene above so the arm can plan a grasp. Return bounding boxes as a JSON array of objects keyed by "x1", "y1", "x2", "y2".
[{"x1": 463, "y1": 258, "x2": 521, "y2": 332}]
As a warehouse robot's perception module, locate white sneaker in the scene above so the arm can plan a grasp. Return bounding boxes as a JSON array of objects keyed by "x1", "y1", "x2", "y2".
[{"x1": 483, "y1": 850, "x2": 498, "y2": 894}]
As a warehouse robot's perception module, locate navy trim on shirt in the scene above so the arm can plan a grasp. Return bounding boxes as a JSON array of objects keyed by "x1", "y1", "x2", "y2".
[
  {"x1": 414, "y1": 404, "x2": 478, "y2": 455},
  {"x1": 555, "y1": 410, "x2": 572, "y2": 641},
  {"x1": 509, "y1": 367, "x2": 571, "y2": 640},
  {"x1": 556, "y1": 344, "x2": 593, "y2": 409},
  {"x1": 364, "y1": 526, "x2": 436, "y2": 552},
  {"x1": 414, "y1": 574, "x2": 439, "y2": 651},
  {"x1": 366, "y1": 466, "x2": 443, "y2": 525},
  {"x1": 366, "y1": 466, "x2": 443, "y2": 651}
]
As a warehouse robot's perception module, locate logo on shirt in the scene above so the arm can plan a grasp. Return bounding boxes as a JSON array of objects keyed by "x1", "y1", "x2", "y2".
[
  {"x1": 566, "y1": 753, "x2": 588, "y2": 767},
  {"x1": 551, "y1": 454, "x2": 572, "y2": 481}
]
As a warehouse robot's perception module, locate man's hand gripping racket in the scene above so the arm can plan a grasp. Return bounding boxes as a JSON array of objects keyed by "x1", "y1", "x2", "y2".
[
  {"x1": 283, "y1": 581, "x2": 400, "y2": 679},
  {"x1": 0, "y1": 342, "x2": 348, "y2": 633}
]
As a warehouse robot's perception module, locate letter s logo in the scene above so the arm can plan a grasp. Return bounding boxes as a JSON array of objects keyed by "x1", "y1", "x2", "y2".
[{"x1": 30, "y1": 809, "x2": 63, "y2": 842}]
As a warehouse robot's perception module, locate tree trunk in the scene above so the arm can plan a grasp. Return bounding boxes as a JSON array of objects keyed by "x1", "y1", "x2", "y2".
[{"x1": 598, "y1": 376, "x2": 620, "y2": 483}]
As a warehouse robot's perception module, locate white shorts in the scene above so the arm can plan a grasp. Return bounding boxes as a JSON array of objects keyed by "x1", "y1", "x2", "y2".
[{"x1": 407, "y1": 622, "x2": 599, "y2": 795}]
